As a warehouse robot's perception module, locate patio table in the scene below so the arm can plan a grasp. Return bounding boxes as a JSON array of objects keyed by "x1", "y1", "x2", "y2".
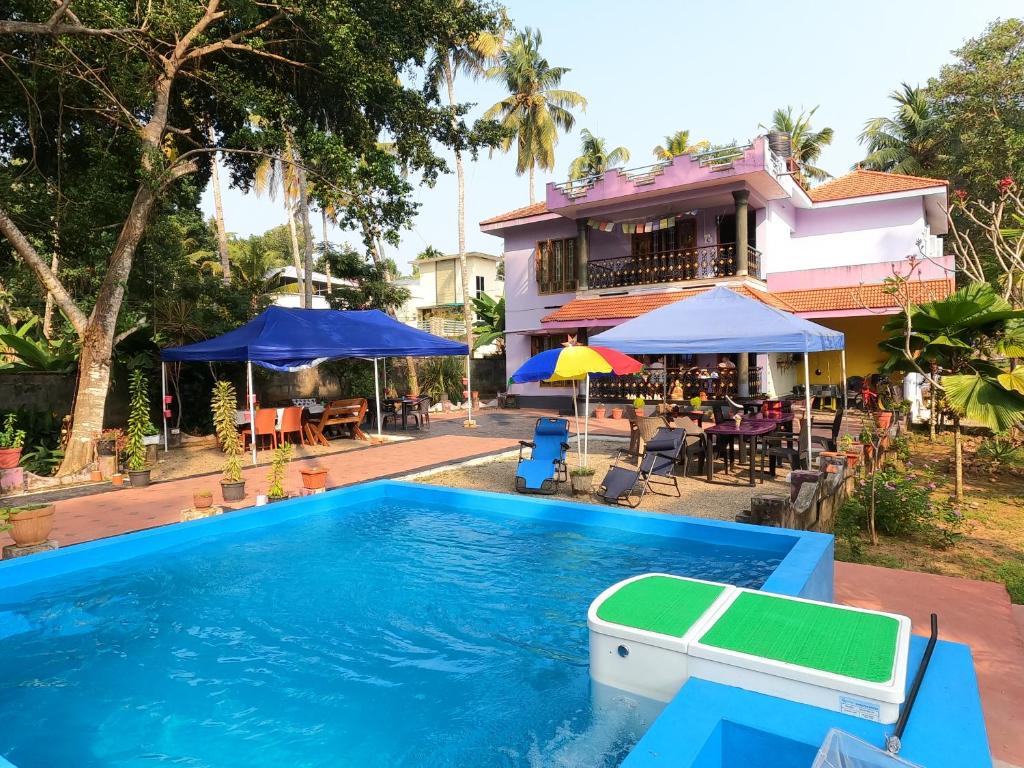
[
  {"x1": 704, "y1": 420, "x2": 777, "y2": 486},
  {"x1": 383, "y1": 397, "x2": 419, "y2": 430}
]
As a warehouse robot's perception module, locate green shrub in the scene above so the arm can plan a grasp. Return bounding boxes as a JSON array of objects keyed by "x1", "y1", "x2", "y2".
[
  {"x1": 0, "y1": 414, "x2": 26, "y2": 450},
  {"x1": 124, "y1": 369, "x2": 154, "y2": 471},
  {"x1": 977, "y1": 436, "x2": 1021, "y2": 465},
  {"x1": 418, "y1": 357, "x2": 464, "y2": 403},
  {"x1": 211, "y1": 380, "x2": 243, "y2": 482},
  {"x1": 266, "y1": 443, "x2": 292, "y2": 499},
  {"x1": 997, "y1": 562, "x2": 1024, "y2": 604}
]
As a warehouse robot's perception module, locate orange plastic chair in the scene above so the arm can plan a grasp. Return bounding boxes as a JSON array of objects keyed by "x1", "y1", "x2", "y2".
[
  {"x1": 241, "y1": 408, "x2": 278, "y2": 451},
  {"x1": 278, "y1": 406, "x2": 305, "y2": 446}
]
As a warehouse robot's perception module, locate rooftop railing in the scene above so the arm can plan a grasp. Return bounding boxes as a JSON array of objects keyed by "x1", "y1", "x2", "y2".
[{"x1": 587, "y1": 244, "x2": 762, "y2": 289}]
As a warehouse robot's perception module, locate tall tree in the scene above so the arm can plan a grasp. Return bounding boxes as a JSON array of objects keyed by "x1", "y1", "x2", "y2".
[
  {"x1": 652, "y1": 130, "x2": 709, "y2": 160},
  {"x1": 568, "y1": 129, "x2": 630, "y2": 180},
  {"x1": 0, "y1": 0, "x2": 499, "y2": 474},
  {"x1": 484, "y1": 27, "x2": 587, "y2": 203},
  {"x1": 763, "y1": 106, "x2": 834, "y2": 182},
  {"x1": 430, "y1": 12, "x2": 506, "y2": 402},
  {"x1": 254, "y1": 139, "x2": 305, "y2": 307},
  {"x1": 208, "y1": 127, "x2": 232, "y2": 283},
  {"x1": 858, "y1": 84, "x2": 938, "y2": 175}
]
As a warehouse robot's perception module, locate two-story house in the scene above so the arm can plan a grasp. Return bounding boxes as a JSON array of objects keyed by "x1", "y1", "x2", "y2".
[{"x1": 480, "y1": 136, "x2": 952, "y2": 407}]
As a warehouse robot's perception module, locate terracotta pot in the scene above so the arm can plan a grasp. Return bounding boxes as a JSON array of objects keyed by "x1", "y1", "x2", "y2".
[
  {"x1": 594, "y1": 407, "x2": 607, "y2": 419},
  {"x1": 610, "y1": 407, "x2": 624, "y2": 419},
  {"x1": 7, "y1": 504, "x2": 55, "y2": 546},
  {"x1": 300, "y1": 467, "x2": 328, "y2": 491},
  {"x1": 0, "y1": 447, "x2": 22, "y2": 470},
  {"x1": 220, "y1": 479, "x2": 246, "y2": 503},
  {"x1": 127, "y1": 469, "x2": 152, "y2": 488},
  {"x1": 877, "y1": 411, "x2": 893, "y2": 429},
  {"x1": 111, "y1": 473, "x2": 124, "y2": 487},
  {"x1": 90, "y1": 470, "x2": 103, "y2": 483},
  {"x1": 193, "y1": 492, "x2": 214, "y2": 510},
  {"x1": 844, "y1": 452, "x2": 861, "y2": 470}
]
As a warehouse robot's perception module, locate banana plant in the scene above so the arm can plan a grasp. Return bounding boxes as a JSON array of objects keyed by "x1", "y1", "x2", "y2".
[{"x1": 471, "y1": 293, "x2": 505, "y2": 353}]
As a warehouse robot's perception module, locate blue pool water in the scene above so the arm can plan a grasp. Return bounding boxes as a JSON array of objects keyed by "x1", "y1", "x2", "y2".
[{"x1": 0, "y1": 496, "x2": 784, "y2": 767}]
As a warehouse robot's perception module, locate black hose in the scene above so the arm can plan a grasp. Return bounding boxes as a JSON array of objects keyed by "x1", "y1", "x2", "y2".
[{"x1": 886, "y1": 613, "x2": 939, "y2": 754}]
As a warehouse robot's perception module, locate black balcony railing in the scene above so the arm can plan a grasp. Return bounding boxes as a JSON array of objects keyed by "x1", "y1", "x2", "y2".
[{"x1": 587, "y1": 244, "x2": 761, "y2": 289}]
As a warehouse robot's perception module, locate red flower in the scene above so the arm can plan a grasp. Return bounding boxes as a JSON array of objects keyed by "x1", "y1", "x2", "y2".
[
  {"x1": 953, "y1": 189, "x2": 967, "y2": 201},
  {"x1": 998, "y1": 176, "x2": 1015, "y2": 192}
]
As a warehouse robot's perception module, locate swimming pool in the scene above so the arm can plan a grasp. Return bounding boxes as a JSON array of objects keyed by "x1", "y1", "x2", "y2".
[{"x1": 0, "y1": 481, "x2": 831, "y2": 768}]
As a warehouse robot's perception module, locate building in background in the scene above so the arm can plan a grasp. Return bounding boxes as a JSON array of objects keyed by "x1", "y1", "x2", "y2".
[
  {"x1": 264, "y1": 266, "x2": 352, "y2": 310},
  {"x1": 480, "y1": 135, "x2": 951, "y2": 407}
]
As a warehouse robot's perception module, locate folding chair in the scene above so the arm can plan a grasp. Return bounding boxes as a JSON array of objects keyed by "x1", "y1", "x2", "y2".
[
  {"x1": 515, "y1": 418, "x2": 570, "y2": 494},
  {"x1": 596, "y1": 427, "x2": 683, "y2": 508}
]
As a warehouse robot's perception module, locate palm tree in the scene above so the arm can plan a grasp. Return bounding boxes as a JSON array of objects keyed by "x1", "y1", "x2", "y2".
[
  {"x1": 652, "y1": 130, "x2": 710, "y2": 161},
  {"x1": 763, "y1": 106, "x2": 834, "y2": 182},
  {"x1": 484, "y1": 27, "x2": 587, "y2": 204},
  {"x1": 207, "y1": 127, "x2": 232, "y2": 283},
  {"x1": 254, "y1": 130, "x2": 307, "y2": 307},
  {"x1": 568, "y1": 129, "x2": 630, "y2": 181},
  {"x1": 857, "y1": 84, "x2": 938, "y2": 175}
]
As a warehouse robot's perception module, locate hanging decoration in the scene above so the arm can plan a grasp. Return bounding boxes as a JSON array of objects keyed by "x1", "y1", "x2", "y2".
[{"x1": 587, "y1": 213, "x2": 688, "y2": 234}]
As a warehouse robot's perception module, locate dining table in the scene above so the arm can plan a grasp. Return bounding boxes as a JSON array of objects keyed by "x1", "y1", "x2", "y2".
[
  {"x1": 382, "y1": 397, "x2": 421, "y2": 430},
  {"x1": 704, "y1": 419, "x2": 779, "y2": 486}
]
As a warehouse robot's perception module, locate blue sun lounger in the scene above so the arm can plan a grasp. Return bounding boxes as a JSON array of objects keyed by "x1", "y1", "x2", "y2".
[{"x1": 515, "y1": 418, "x2": 570, "y2": 494}]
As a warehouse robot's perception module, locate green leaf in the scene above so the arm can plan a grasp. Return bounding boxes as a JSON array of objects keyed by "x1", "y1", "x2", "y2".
[
  {"x1": 997, "y1": 368, "x2": 1024, "y2": 395},
  {"x1": 942, "y1": 373, "x2": 1024, "y2": 432}
]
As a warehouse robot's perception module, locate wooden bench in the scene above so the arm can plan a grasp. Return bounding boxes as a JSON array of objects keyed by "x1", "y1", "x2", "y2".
[{"x1": 304, "y1": 398, "x2": 369, "y2": 445}]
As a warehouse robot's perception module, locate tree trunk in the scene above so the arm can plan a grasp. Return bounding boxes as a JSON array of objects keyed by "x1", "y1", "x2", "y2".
[
  {"x1": 208, "y1": 127, "x2": 231, "y2": 284},
  {"x1": 294, "y1": 148, "x2": 315, "y2": 308},
  {"x1": 321, "y1": 209, "x2": 332, "y2": 295},
  {"x1": 42, "y1": 252, "x2": 58, "y2": 339},
  {"x1": 528, "y1": 163, "x2": 535, "y2": 205},
  {"x1": 953, "y1": 415, "x2": 964, "y2": 501},
  {"x1": 286, "y1": 201, "x2": 303, "y2": 307}
]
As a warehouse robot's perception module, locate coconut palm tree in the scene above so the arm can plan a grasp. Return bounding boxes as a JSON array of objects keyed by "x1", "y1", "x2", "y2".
[
  {"x1": 857, "y1": 84, "x2": 939, "y2": 176},
  {"x1": 484, "y1": 27, "x2": 587, "y2": 204},
  {"x1": 763, "y1": 106, "x2": 834, "y2": 182},
  {"x1": 568, "y1": 129, "x2": 630, "y2": 181},
  {"x1": 254, "y1": 147, "x2": 305, "y2": 307},
  {"x1": 652, "y1": 130, "x2": 710, "y2": 161}
]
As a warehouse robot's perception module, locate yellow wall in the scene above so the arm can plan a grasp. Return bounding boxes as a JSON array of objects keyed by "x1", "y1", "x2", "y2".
[{"x1": 805, "y1": 315, "x2": 889, "y2": 385}]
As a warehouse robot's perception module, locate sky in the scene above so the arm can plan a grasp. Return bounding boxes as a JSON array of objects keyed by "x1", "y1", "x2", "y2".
[{"x1": 199, "y1": 0, "x2": 1022, "y2": 274}]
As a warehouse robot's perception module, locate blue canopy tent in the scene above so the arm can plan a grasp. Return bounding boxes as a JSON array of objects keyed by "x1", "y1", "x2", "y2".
[
  {"x1": 591, "y1": 286, "x2": 846, "y2": 463},
  {"x1": 161, "y1": 306, "x2": 469, "y2": 461}
]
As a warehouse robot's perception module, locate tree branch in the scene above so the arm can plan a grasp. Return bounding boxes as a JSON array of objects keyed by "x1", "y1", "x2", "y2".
[
  {"x1": 113, "y1": 318, "x2": 148, "y2": 345},
  {"x1": 184, "y1": 10, "x2": 288, "y2": 61},
  {"x1": 0, "y1": 19, "x2": 142, "y2": 36},
  {"x1": 0, "y1": 204, "x2": 88, "y2": 336}
]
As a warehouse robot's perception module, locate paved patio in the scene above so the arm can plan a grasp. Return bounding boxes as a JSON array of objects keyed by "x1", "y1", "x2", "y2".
[{"x1": 4, "y1": 407, "x2": 1021, "y2": 766}]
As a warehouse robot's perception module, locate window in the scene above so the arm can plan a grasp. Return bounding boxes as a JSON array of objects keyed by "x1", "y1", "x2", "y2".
[
  {"x1": 629, "y1": 218, "x2": 695, "y2": 260},
  {"x1": 535, "y1": 238, "x2": 578, "y2": 294},
  {"x1": 475, "y1": 275, "x2": 485, "y2": 297}
]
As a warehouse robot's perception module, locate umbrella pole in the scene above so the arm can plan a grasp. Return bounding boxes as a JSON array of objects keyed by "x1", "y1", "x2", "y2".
[
  {"x1": 803, "y1": 353, "x2": 813, "y2": 470},
  {"x1": 584, "y1": 374, "x2": 590, "y2": 467},
  {"x1": 840, "y1": 349, "x2": 848, "y2": 411},
  {"x1": 161, "y1": 362, "x2": 168, "y2": 453},
  {"x1": 247, "y1": 360, "x2": 257, "y2": 466},
  {"x1": 374, "y1": 357, "x2": 382, "y2": 441},
  {"x1": 573, "y1": 380, "x2": 582, "y2": 466}
]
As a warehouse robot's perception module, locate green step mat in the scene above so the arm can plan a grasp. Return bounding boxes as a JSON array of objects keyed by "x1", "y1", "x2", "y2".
[
  {"x1": 596, "y1": 576, "x2": 727, "y2": 637},
  {"x1": 698, "y1": 592, "x2": 899, "y2": 683}
]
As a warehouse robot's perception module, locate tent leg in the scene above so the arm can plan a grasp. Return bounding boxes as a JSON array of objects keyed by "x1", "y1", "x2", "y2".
[
  {"x1": 585, "y1": 374, "x2": 593, "y2": 467},
  {"x1": 374, "y1": 358, "x2": 382, "y2": 441},
  {"x1": 841, "y1": 349, "x2": 848, "y2": 411},
  {"x1": 161, "y1": 362, "x2": 168, "y2": 453},
  {"x1": 247, "y1": 360, "x2": 257, "y2": 466},
  {"x1": 803, "y1": 353, "x2": 813, "y2": 470}
]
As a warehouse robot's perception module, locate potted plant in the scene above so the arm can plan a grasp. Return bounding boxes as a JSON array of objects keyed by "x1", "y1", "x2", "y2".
[
  {"x1": 122, "y1": 369, "x2": 155, "y2": 487},
  {"x1": 212, "y1": 380, "x2": 246, "y2": 502},
  {"x1": 266, "y1": 443, "x2": 292, "y2": 502},
  {"x1": 2, "y1": 503, "x2": 55, "y2": 547},
  {"x1": 0, "y1": 414, "x2": 26, "y2": 469},
  {"x1": 689, "y1": 396, "x2": 702, "y2": 410},
  {"x1": 610, "y1": 406, "x2": 625, "y2": 419},
  {"x1": 193, "y1": 490, "x2": 214, "y2": 510},
  {"x1": 570, "y1": 466, "x2": 595, "y2": 495},
  {"x1": 593, "y1": 403, "x2": 606, "y2": 419},
  {"x1": 838, "y1": 434, "x2": 861, "y2": 469},
  {"x1": 876, "y1": 410, "x2": 894, "y2": 429},
  {"x1": 632, "y1": 396, "x2": 646, "y2": 416},
  {"x1": 300, "y1": 465, "x2": 329, "y2": 491}
]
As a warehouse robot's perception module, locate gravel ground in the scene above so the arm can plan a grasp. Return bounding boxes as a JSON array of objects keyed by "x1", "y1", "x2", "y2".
[{"x1": 412, "y1": 439, "x2": 791, "y2": 520}]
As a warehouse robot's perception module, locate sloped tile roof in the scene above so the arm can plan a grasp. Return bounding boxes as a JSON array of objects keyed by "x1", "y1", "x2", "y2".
[
  {"x1": 541, "y1": 285, "x2": 793, "y2": 323},
  {"x1": 772, "y1": 279, "x2": 953, "y2": 313},
  {"x1": 479, "y1": 202, "x2": 550, "y2": 226},
  {"x1": 807, "y1": 169, "x2": 947, "y2": 203}
]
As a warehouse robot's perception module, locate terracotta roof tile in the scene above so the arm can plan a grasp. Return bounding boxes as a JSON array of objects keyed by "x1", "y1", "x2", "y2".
[
  {"x1": 479, "y1": 202, "x2": 550, "y2": 226},
  {"x1": 807, "y1": 169, "x2": 947, "y2": 203},
  {"x1": 541, "y1": 285, "x2": 793, "y2": 323},
  {"x1": 772, "y1": 279, "x2": 953, "y2": 313}
]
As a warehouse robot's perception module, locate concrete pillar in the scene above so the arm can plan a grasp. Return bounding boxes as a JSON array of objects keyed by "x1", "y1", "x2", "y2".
[
  {"x1": 732, "y1": 189, "x2": 749, "y2": 277},
  {"x1": 737, "y1": 353, "x2": 750, "y2": 397},
  {"x1": 577, "y1": 219, "x2": 589, "y2": 290}
]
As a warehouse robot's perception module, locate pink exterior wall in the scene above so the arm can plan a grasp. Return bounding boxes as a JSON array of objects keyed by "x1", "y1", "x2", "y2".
[
  {"x1": 766, "y1": 254, "x2": 955, "y2": 291},
  {"x1": 546, "y1": 138, "x2": 768, "y2": 211}
]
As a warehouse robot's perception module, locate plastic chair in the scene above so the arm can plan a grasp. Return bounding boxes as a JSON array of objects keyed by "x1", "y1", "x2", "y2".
[
  {"x1": 241, "y1": 408, "x2": 278, "y2": 451},
  {"x1": 406, "y1": 396, "x2": 431, "y2": 430},
  {"x1": 278, "y1": 406, "x2": 305, "y2": 446}
]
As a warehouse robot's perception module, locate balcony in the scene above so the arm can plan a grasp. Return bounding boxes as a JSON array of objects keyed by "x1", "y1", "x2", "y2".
[{"x1": 587, "y1": 244, "x2": 762, "y2": 290}]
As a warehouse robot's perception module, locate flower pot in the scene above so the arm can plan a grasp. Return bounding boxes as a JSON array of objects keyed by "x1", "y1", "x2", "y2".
[
  {"x1": 111, "y1": 473, "x2": 124, "y2": 487},
  {"x1": 877, "y1": 411, "x2": 893, "y2": 429},
  {"x1": 193, "y1": 492, "x2": 214, "y2": 510},
  {"x1": 610, "y1": 407, "x2": 624, "y2": 419},
  {"x1": 7, "y1": 504, "x2": 55, "y2": 547},
  {"x1": 844, "y1": 452, "x2": 861, "y2": 470},
  {"x1": 220, "y1": 479, "x2": 246, "y2": 502},
  {"x1": 0, "y1": 447, "x2": 22, "y2": 470},
  {"x1": 300, "y1": 467, "x2": 328, "y2": 491},
  {"x1": 128, "y1": 468, "x2": 152, "y2": 488},
  {"x1": 593, "y1": 407, "x2": 606, "y2": 419},
  {"x1": 570, "y1": 473, "x2": 593, "y2": 496},
  {"x1": 267, "y1": 494, "x2": 289, "y2": 504},
  {"x1": 142, "y1": 434, "x2": 161, "y2": 446},
  {"x1": 90, "y1": 470, "x2": 103, "y2": 483}
]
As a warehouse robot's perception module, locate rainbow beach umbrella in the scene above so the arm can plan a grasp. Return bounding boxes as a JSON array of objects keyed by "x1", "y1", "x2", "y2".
[{"x1": 509, "y1": 345, "x2": 643, "y2": 465}]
